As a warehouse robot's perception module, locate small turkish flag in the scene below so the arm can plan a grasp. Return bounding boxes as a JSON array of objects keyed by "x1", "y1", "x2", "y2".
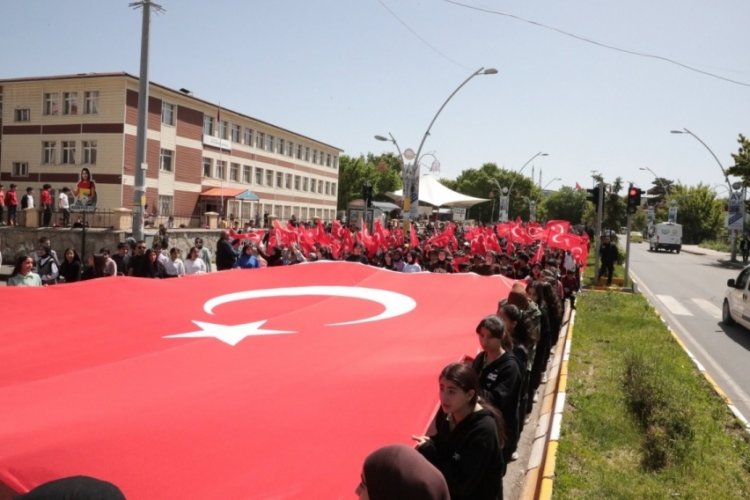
[{"x1": 0, "y1": 262, "x2": 513, "y2": 499}]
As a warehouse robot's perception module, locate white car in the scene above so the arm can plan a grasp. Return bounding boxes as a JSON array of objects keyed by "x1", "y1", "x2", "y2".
[{"x1": 723, "y1": 266, "x2": 750, "y2": 327}]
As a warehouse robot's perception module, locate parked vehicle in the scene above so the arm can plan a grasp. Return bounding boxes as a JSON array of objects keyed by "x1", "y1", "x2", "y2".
[
  {"x1": 648, "y1": 222, "x2": 682, "y2": 253},
  {"x1": 724, "y1": 265, "x2": 750, "y2": 328}
]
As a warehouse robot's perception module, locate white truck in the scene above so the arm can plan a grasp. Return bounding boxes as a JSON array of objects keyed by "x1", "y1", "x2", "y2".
[{"x1": 648, "y1": 222, "x2": 682, "y2": 253}]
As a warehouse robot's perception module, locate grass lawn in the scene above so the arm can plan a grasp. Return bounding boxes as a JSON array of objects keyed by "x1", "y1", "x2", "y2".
[{"x1": 554, "y1": 291, "x2": 750, "y2": 498}]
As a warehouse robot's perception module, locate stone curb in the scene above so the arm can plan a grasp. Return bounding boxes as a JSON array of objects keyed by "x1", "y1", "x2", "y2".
[
  {"x1": 520, "y1": 307, "x2": 576, "y2": 500},
  {"x1": 528, "y1": 274, "x2": 750, "y2": 499}
]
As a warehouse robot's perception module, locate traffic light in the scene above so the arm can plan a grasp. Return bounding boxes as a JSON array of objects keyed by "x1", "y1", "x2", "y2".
[
  {"x1": 626, "y1": 184, "x2": 642, "y2": 214},
  {"x1": 586, "y1": 186, "x2": 601, "y2": 210}
]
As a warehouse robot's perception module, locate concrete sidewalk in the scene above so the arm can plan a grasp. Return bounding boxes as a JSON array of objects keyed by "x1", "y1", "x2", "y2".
[{"x1": 680, "y1": 244, "x2": 745, "y2": 269}]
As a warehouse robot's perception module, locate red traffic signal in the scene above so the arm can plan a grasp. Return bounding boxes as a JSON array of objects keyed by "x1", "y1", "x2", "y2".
[{"x1": 627, "y1": 184, "x2": 642, "y2": 214}]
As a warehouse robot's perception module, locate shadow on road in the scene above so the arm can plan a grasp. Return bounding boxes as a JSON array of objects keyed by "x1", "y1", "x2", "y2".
[{"x1": 718, "y1": 322, "x2": 750, "y2": 351}]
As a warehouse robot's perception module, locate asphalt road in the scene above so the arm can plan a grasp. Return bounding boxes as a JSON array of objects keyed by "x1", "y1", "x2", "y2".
[{"x1": 628, "y1": 241, "x2": 750, "y2": 420}]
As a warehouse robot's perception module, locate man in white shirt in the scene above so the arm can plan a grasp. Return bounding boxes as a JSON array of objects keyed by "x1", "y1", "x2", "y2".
[
  {"x1": 22, "y1": 187, "x2": 35, "y2": 209},
  {"x1": 58, "y1": 187, "x2": 71, "y2": 227}
]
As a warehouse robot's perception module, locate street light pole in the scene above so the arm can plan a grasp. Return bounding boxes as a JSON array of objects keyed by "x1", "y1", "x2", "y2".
[
  {"x1": 382, "y1": 67, "x2": 497, "y2": 232},
  {"x1": 130, "y1": 0, "x2": 164, "y2": 241},
  {"x1": 506, "y1": 151, "x2": 548, "y2": 219},
  {"x1": 671, "y1": 128, "x2": 739, "y2": 260},
  {"x1": 542, "y1": 177, "x2": 561, "y2": 191}
]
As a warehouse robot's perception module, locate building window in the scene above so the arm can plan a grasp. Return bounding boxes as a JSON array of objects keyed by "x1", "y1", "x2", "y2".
[
  {"x1": 303, "y1": 177, "x2": 309, "y2": 192},
  {"x1": 318, "y1": 181, "x2": 323, "y2": 194},
  {"x1": 62, "y1": 141, "x2": 76, "y2": 164},
  {"x1": 310, "y1": 178, "x2": 316, "y2": 193},
  {"x1": 331, "y1": 182, "x2": 337, "y2": 196},
  {"x1": 12, "y1": 162, "x2": 29, "y2": 177},
  {"x1": 159, "y1": 148, "x2": 174, "y2": 172},
  {"x1": 296, "y1": 144, "x2": 303, "y2": 159},
  {"x1": 161, "y1": 102, "x2": 175, "y2": 126},
  {"x1": 203, "y1": 115, "x2": 214, "y2": 136},
  {"x1": 202, "y1": 157, "x2": 212, "y2": 177},
  {"x1": 219, "y1": 120, "x2": 228, "y2": 140},
  {"x1": 326, "y1": 154, "x2": 332, "y2": 167},
  {"x1": 278, "y1": 138, "x2": 285, "y2": 155},
  {"x1": 294, "y1": 175, "x2": 301, "y2": 190},
  {"x1": 82, "y1": 140, "x2": 97, "y2": 165},
  {"x1": 286, "y1": 141, "x2": 293, "y2": 157},
  {"x1": 276, "y1": 172, "x2": 283, "y2": 188},
  {"x1": 313, "y1": 150, "x2": 319, "y2": 164},
  {"x1": 256, "y1": 132, "x2": 265, "y2": 149},
  {"x1": 231, "y1": 124, "x2": 241, "y2": 143},
  {"x1": 158, "y1": 195, "x2": 173, "y2": 216},
  {"x1": 84, "y1": 91, "x2": 99, "y2": 114},
  {"x1": 14, "y1": 108, "x2": 30, "y2": 122},
  {"x1": 43, "y1": 92, "x2": 59, "y2": 115},
  {"x1": 255, "y1": 167, "x2": 264, "y2": 185},
  {"x1": 243, "y1": 165, "x2": 251, "y2": 183},
  {"x1": 243, "y1": 128, "x2": 253, "y2": 146},
  {"x1": 304, "y1": 147, "x2": 310, "y2": 162},
  {"x1": 62, "y1": 92, "x2": 78, "y2": 115},
  {"x1": 285, "y1": 173, "x2": 292, "y2": 189},
  {"x1": 267, "y1": 135, "x2": 275, "y2": 152},
  {"x1": 325, "y1": 181, "x2": 330, "y2": 195},
  {"x1": 230, "y1": 162, "x2": 240, "y2": 182},
  {"x1": 42, "y1": 141, "x2": 56, "y2": 164},
  {"x1": 265, "y1": 169, "x2": 273, "y2": 187},
  {"x1": 215, "y1": 160, "x2": 226, "y2": 179}
]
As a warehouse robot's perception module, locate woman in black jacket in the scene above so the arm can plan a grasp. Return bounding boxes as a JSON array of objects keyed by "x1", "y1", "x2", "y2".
[
  {"x1": 471, "y1": 315, "x2": 522, "y2": 466},
  {"x1": 413, "y1": 362, "x2": 504, "y2": 500}
]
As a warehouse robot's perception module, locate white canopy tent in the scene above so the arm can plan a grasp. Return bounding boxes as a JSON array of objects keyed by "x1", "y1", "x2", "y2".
[{"x1": 387, "y1": 175, "x2": 490, "y2": 209}]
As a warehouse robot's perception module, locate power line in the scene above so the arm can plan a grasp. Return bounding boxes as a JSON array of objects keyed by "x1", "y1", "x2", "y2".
[
  {"x1": 375, "y1": 0, "x2": 473, "y2": 71},
  {"x1": 443, "y1": 0, "x2": 750, "y2": 88}
]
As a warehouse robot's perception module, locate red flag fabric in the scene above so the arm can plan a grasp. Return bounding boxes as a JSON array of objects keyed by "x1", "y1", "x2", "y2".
[
  {"x1": 0, "y1": 264, "x2": 514, "y2": 499},
  {"x1": 409, "y1": 223, "x2": 419, "y2": 248},
  {"x1": 575, "y1": 182, "x2": 582, "y2": 190}
]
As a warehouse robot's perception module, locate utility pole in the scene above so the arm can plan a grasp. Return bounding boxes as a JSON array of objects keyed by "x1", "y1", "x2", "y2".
[
  {"x1": 130, "y1": 0, "x2": 164, "y2": 241},
  {"x1": 593, "y1": 182, "x2": 604, "y2": 282}
]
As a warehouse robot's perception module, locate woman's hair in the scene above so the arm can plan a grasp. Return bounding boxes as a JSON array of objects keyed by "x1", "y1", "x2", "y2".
[
  {"x1": 542, "y1": 278, "x2": 564, "y2": 320},
  {"x1": 63, "y1": 247, "x2": 81, "y2": 263},
  {"x1": 242, "y1": 242, "x2": 254, "y2": 254},
  {"x1": 501, "y1": 303, "x2": 537, "y2": 348},
  {"x1": 439, "y1": 362, "x2": 506, "y2": 447},
  {"x1": 440, "y1": 362, "x2": 479, "y2": 405},
  {"x1": 475, "y1": 314, "x2": 504, "y2": 338},
  {"x1": 10, "y1": 255, "x2": 33, "y2": 277},
  {"x1": 187, "y1": 246, "x2": 199, "y2": 259},
  {"x1": 476, "y1": 314, "x2": 512, "y2": 351},
  {"x1": 80, "y1": 167, "x2": 91, "y2": 180}
]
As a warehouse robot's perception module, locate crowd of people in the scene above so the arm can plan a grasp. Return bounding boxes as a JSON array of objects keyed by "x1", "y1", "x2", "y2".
[
  {"x1": 357, "y1": 271, "x2": 569, "y2": 499},
  {"x1": 5, "y1": 218, "x2": 579, "y2": 499}
]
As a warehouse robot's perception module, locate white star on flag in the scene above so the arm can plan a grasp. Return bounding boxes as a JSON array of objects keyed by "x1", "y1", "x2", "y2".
[{"x1": 163, "y1": 320, "x2": 295, "y2": 346}]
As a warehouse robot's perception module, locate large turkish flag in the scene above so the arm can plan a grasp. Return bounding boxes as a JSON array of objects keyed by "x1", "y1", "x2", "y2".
[{"x1": 0, "y1": 262, "x2": 513, "y2": 499}]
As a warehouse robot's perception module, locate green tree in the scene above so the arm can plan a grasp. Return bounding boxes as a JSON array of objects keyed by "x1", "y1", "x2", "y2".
[
  {"x1": 603, "y1": 177, "x2": 627, "y2": 233},
  {"x1": 726, "y1": 133, "x2": 750, "y2": 184},
  {"x1": 448, "y1": 163, "x2": 541, "y2": 222},
  {"x1": 336, "y1": 153, "x2": 401, "y2": 211},
  {"x1": 538, "y1": 186, "x2": 588, "y2": 224},
  {"x1": 655, "y1": 184, "x2": 724, "y2": 244}
]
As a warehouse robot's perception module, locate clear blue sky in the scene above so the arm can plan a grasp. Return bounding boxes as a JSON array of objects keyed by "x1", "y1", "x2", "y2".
[{"x1": 3, "y1": 0, "x2": 749, "y2": 195}]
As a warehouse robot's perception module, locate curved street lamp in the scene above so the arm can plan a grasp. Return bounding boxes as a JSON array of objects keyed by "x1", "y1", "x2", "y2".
[
  {"x1": 542, "y1": 177, "x2": 561, "y2": 190},
  {"x1": 377, "y1": 66, "x2": 498, "y2": 230},
  {"x1": 506, "y1": 152, "x2": 548, "y2": 220},
  {"x1": 670, "y1": 128, "x2": 732, "y2": 192},
  {"x1": 671, "y1": 127, "x2": 741, "y2": 260}
]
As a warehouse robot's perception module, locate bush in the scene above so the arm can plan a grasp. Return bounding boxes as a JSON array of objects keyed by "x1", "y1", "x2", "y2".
[{"x1": 623, "y1": 350, "x2": 695, "y2": 470}]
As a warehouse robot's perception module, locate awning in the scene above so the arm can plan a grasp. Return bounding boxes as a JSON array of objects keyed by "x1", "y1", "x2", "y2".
[
  {"x1": 200, "y1": 188, "x2": 259, "y2": 201},
  {"x1": 372, "y1": 201, "x2": 400, "y2": 211}
]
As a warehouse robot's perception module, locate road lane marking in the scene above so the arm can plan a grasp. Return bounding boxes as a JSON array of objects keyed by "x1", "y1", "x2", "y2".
[
  {"x1": 656, "y1": 294, "x2": 694, "y2": 316},
  {"x1": 631, "y1": 269, "x2": 750, "y2": 432},
  {"x1": 692, "y1": 298, "x2": 722, "y2": 320}
]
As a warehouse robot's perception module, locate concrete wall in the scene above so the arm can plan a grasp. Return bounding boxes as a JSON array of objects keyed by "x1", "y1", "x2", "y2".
[{"x1": 0, "y1": 227, "x2": 224, "y2": 264}]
